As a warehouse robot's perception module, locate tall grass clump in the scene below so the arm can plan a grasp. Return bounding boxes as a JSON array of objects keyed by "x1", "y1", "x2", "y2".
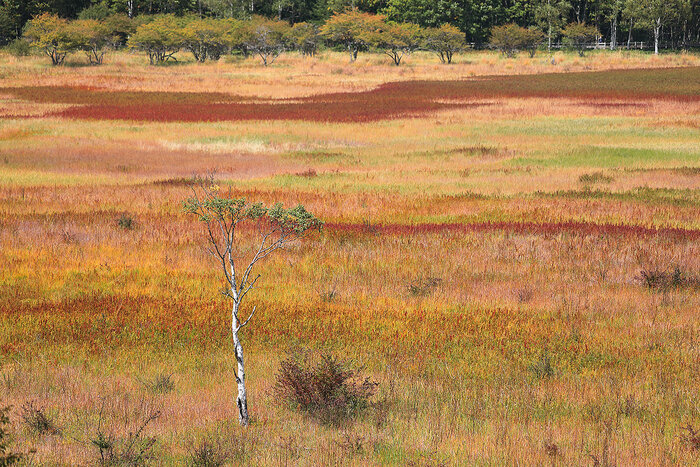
[
  {"x1": 138, "y1": 373, "x2": 175, "y2": 394},
  {"x1": 186, "y1": 428, "x2": 250, "y2": 466}
]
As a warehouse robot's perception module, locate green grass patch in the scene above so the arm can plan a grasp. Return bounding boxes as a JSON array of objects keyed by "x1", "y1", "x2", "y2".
[
  {"x1": 515, "y1": 145, "x2": 700, "y2": 168},
  {"x1": 541, "y1": 187, "x2": 700, "y2": 207}
]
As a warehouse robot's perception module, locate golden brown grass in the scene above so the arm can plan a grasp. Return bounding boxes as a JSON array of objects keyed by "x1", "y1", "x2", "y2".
[{"x1": 0, "y1": 49, "x2": 699, "y2": 465}]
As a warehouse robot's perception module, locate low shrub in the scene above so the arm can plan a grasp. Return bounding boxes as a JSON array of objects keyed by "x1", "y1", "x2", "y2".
[
  {"x1": 274, "y1": 353, "x2": 378, "y2": 426},
  {"x1": 0, "y1": 406, "x2": 23, "y2": 465},
  {"x1": 5, "y1": 39, "x2": 32, "y2": 57},
  {"x1": 21, "y1": 401, "x2": 59, "y2": 436},
  {"x1": 579, "y1": 172, "x2": 614, "y2": 184},
  {"x1": 295, "y1": 168, "x2": 317, "y2": 178},
  {"x1": 639, "y1": 266, "x2": 699, "y2": 291},
  {"x1": 681, "y1": 424, "x2": 700, "y2": 451},
  {"x1": 187, "y1": 438, "x2": 228, "y2": 466},
  {"x1": 408, "y1": 277, "x2": 441, "y2": 296},
  {"x1": 185, "y1": 427, "x2": 250, "y2": 467},
  {"x1": 91, "y1": 406, "x2": 160, "y2": 466},
  {"x1": 117, "y1": 214, "x2": 136, "y2": 230},
  {"x1": 528, "y1": 351, "x2": 554, "y2": 379}
]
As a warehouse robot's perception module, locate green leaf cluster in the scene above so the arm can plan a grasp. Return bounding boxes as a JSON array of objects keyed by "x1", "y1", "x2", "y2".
[{"x1": 183, "y1": 193, "x2": 323, "y2": 235}]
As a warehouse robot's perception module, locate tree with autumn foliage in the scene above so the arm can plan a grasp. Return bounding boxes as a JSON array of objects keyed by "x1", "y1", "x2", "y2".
[
  {"x1": 181, "y1": 17, "x2": 230, "y2": 62},
  {"x1": 23, "y1": 13, "x2": 82, "y2": 65},
  {"x1": 423, "y1": 24, "x2": 465, "y2": 64},
  {"x1": 183, "y1": 176, "x2": 322, "y2": 427},
  {"x1": 288, "y1": 22, "x2": 320, "y2": 56},
  {"x1": 128, "y1": 14, "x2": 185, "y2": 64},
  {"x1": 370, "y1": 21, "x2": 423, "y2": 66},
  {"x1": 490, "y1": 23, "x2": 542, "y2": 57},
  {"x1": 320, "y1": 9, "x2": 383, "y2": 62},
  {"x1": 69, "y1": 18, "x2": 114, "y2": 65},
  {"x1": 243, "y1": 16, "x2": 291, "y2": 66}
]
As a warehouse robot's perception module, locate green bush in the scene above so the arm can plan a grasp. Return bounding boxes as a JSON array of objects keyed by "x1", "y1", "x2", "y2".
[{"x1": 5, "y1": 38, "x2": 31, "y2": 57}]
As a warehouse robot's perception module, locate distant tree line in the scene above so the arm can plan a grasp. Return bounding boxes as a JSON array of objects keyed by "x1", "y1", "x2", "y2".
[
  {"x1": 19, "y1": 10, "x2": 467, "y2": 65},
  {"x1": 3, "y1": 0, "x2": 699, "y2": 58}
]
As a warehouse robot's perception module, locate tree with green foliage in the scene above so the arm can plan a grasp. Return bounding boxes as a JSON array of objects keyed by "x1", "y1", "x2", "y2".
[
  {"x1": 561, "y1": 22, "x2": 598, "y2": 56},
  {"x1": 381, "y1": 0, "x2": 463, "y2": 29},
  {"x1": 0, "y1": 0, "x2": 24, "y2": 44},
  {"x1": 201, "y1": 0, "x2": 246, "y2": 18},
  {"x1": 489, "y1": 23, "x2": 538, "y2": 57},
  {"x1": 370, "y1": 20, "x2": 422, "y2": 66},
  {"x1": 602, "y1": 0, "x2": 624, "y2": 49},
  {"x1": 70, "y1": 18, "x2": 116, "y2": 64},
  {"x1": 320, "y1": 9, "x2": 382, "y2": 62},
  {"x1": 323, "y1": 0, "x2": 385, "y2": 15},
  {"x1": 534, "y1": 0, "x2": 570, "y2": 50},
  {"x1": 628, "y1": 0, "x2": 689, "y2": 54},
  {"x1": 113, "y1": 0, "x2": 138, "y2": 18},
  {"x1": 218, "y1": 17, "x2": 248, "y2": 55},
  {"x1": 423, "y1": 23, "x2": 465, "y2": 64},
  {"x1": 23, "y1": 12, "x2": 81, "y2": 65},
  {"x1": 128, "y1": 14, "x2": 184, "y2": 64},
  {"x1": 464, "y1": 0, "x2": 506, "y2": 47},
  {"x1": 78, "y1": 2, "x2": 113, "y2": 20},
  {"x1": 183, "y1": 177, "x2": 322, "y2": 427},
  {"x1": 521, "y1": 26, "x2": 544, "y2": 57},
  {"x1": 181, "y1": 16, "x2": 229, "y2": 61},
  {"x1": 102, "y1": 13, "x2": 136, "y2": 47},
  {"x1": 288, "y1": 21, "x2": 319, "y2": 56}
]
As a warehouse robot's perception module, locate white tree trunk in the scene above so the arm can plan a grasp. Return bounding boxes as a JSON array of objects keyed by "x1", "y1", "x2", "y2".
[
  {"x1": 232, "y1": 301, "x2": 249, "y2": 426},
  {"x1": 627, "y1": 18, "x2": 632, "y2": 48},
  {"x1": 654, "y1": 18, "x2": 661, "y2": 54},
  {"x1": 610, "y1": 15, "x2": 617, "y2": 50}
]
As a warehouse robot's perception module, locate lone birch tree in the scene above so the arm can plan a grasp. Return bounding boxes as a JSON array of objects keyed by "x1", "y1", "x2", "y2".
[{"x1": 184, "y1": 179, "x2": 322, "y2": 426}]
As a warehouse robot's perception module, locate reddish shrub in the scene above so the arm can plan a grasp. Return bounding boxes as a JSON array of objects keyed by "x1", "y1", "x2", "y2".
[{"x1": 274, "y1": 353, "x2": 378, "y2": 426}]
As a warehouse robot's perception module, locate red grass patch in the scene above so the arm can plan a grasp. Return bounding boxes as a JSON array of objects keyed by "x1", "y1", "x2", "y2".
[{"x1": 3, "y1": 67, "x2": 697, "y2": 123}]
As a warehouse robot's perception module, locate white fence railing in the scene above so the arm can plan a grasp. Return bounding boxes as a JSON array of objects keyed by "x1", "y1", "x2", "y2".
[
  {"x1": 471, "y1": 41, "x2": 700, "y2": 51},
  {"x1": 549, "y1": 41, "x2": 646, "y2": 50}
]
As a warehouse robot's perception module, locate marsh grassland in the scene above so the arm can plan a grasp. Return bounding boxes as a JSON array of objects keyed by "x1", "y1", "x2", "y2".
[{"x1": 0, "y1": 50, "x2": 699, "y2": 465}]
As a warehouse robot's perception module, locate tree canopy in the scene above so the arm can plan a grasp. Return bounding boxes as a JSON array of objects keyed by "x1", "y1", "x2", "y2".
[{"x1": 7, "y1": 0, "x2": 698, "y2": 64}]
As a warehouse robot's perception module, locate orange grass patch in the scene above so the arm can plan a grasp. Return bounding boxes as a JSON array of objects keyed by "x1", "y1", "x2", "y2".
[{"x1": 326, "y1": 220, "x2": 700, "y2": 240}]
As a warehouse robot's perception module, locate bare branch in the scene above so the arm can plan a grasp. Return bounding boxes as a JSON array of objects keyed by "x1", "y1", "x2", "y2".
[
  {"x1": 237, "y1": 306, "x2": 257, "y2": 332},
  {"x1": 239, "y1": 274, "x2": 261, "y2": 301}
]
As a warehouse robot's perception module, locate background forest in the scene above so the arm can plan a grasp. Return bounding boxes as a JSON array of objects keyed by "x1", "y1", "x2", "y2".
[{"x1": 1, "y1": 0, "x2": 699, "y2": 49}]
